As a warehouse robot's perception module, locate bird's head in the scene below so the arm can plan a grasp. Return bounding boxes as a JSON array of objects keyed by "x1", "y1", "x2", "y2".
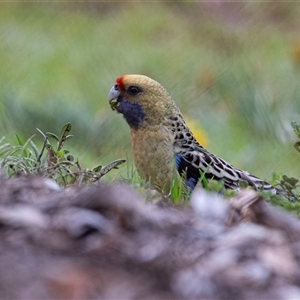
[{"x1": 108, "y1": 75, "x2": 177, "y2": 129}]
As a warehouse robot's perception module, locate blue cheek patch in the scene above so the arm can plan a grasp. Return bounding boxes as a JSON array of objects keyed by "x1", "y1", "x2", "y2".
[{"x1": 120, "y1": 99, "x2": 146, "y2": 129}]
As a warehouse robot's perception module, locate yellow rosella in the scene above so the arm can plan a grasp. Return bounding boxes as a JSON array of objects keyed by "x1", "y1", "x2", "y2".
[{"x1": 108, "y1": 74, "x2": 282, "y2": 195}]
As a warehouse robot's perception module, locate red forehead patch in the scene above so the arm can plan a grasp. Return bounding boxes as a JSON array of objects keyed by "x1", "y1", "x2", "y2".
[{"x1": 116, "y1": 76, "x2": 125, "y2": 93}]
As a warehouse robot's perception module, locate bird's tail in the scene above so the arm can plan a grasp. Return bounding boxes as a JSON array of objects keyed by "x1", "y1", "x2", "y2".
[{"x1": 239, "y1": 171, "x2": 295, "y2": 201}]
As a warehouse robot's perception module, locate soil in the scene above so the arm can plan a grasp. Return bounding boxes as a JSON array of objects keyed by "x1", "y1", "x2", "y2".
[{"x1": 0, "y1": 174, "x2": 299, "y2": 299}]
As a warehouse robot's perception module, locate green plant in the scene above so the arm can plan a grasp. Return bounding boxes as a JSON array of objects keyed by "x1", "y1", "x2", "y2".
[
  {"x1": 0, "y1": 123, "x2": 125, "y2": 186},
  {"x1": 292, "y1": 121, "x2": 300, "y2": 154}
]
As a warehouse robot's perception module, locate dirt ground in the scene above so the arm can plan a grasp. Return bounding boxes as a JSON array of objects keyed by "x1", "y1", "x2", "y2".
[{"x1": 0, "y1": 174, "x2": 299, "y2": 299}]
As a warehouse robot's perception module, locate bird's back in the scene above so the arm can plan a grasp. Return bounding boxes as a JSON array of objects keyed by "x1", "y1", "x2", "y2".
[{"x1": 172, "y1": 114, "x2": 280, "y2": 194}]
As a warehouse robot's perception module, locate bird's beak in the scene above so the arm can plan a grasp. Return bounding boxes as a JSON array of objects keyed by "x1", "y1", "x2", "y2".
[{"x1": 108, "y1": 84, "x2": 121, "y2": 111}]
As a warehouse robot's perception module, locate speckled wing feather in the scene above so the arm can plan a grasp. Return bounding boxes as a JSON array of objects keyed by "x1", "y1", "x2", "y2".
[{"x1": 171, "y1": 115, "x2": 277, "y2": 193}]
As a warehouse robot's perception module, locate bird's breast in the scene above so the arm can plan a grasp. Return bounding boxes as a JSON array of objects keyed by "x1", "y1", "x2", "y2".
[{"x1": 130, "y1": 126, "x2": 176, "y2": 193}]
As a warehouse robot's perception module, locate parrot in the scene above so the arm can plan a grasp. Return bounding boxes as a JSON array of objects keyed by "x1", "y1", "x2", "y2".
[{"x1": 108, "y1": 74, "x2": 285, "y2": 196}]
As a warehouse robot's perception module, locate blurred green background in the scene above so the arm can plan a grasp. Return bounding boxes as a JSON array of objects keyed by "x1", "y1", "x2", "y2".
[{"x1": 1, "y1": 2, "x2": 300, "y2": 182}]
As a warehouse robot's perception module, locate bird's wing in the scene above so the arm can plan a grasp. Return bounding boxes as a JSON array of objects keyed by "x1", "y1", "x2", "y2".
[
  {"x1": 175, "y1": 142, "x2": 276, "y2": 193},
  {"x1": 169, "y1": 115, "x2": 276, "y2": 193}
]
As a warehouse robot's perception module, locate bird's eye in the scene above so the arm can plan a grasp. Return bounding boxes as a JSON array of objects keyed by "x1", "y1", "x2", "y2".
[{"x1": 127, "y1": 86, "x2": 142, "y2": 95}]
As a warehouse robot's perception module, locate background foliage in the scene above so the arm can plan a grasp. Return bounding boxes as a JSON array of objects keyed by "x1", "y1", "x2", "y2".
[{"x1": 1, "y1": 2, "x2": 299, "y2": 184}]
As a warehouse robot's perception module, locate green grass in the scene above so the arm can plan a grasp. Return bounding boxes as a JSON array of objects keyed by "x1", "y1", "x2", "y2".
[
  {"x1": 0, "y1": 123, "x2": 126, "y2": 186},
  {"x1": 1, "y1": 121, "x2": 298, "y2": 205},
  {"x1": 0, "y1": 2, "x2": 300, "y2": 185}
]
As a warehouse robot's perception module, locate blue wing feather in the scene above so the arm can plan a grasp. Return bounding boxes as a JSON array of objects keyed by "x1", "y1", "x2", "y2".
[{"x1": 175, "y1": 154, "x2": 200, "y2": 190}]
